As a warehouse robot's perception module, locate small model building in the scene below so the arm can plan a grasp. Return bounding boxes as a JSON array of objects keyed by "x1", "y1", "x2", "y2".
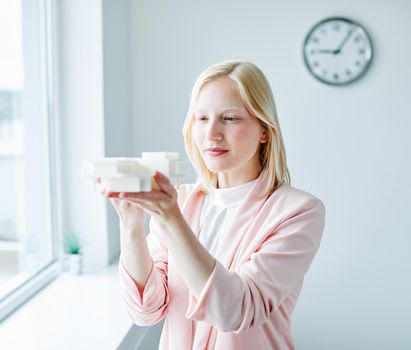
[{"x1": 82, "y1": 152, "x2": 182, "y2": 192}]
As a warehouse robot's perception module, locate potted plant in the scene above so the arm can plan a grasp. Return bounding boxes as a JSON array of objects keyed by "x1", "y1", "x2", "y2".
[{"x1": 63, "y1": 232, "x2": 83, "y2": 275}]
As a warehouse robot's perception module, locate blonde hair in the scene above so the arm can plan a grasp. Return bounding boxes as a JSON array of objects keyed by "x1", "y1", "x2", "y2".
[{"x1": 182, "y1": 60, "x2": 291, "y2": 198}]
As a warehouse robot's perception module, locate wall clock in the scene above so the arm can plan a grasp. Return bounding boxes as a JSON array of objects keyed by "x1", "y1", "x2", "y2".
[{"x1": 303, "y1": 17, "x2": 373, "y2": 86}]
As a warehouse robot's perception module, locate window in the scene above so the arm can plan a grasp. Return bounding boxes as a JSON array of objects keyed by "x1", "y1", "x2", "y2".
[{"x1": 0, "y1": 0, "x2": 60, "y2": 321}]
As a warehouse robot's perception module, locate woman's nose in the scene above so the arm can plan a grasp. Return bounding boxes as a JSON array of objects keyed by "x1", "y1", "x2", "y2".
[{"x1": 205, "y1": 121, "x2": 223, "y2": 141}]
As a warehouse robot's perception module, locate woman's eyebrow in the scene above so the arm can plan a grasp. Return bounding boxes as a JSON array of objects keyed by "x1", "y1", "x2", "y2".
[
  {"x1": 220, "y1": 107, "x2": 243, "y2": 112},
  {"x1": 195, "y1": 106, "x2": 243, "y2": 114}
]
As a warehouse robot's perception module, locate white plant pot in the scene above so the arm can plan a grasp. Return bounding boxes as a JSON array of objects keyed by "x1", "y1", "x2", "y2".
[{"x1": 67, "y1": 254, "x2": 83, "y2": 275}]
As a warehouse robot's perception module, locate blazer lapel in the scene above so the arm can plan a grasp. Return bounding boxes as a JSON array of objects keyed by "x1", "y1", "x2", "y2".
[
  {"x1": 179, "y1": 169, "x2": 271, "y2": 270},
  {"x1": 180, "y1": 184, "x2": 205, "y2": 237},
  {"x1": 215, "y1": 169, "x2": 270, "y2": 269}
]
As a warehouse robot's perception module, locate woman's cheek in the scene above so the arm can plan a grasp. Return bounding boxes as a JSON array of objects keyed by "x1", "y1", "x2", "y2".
[
  {"x1": 232, "y1": 124, "x2": 262, "y2": 151},
  {"x1": 191, "y1": 127, "x2": 202, "y2": 145},
  {"x1": 192, "y1": 129, "x2": 206, "y2": 158},
  {"x1": 233, "y1": 123, "x2": 251, "y2": 139}
]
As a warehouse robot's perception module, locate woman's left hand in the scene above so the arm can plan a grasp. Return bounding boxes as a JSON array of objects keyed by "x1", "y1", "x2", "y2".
[{"x1": 117, "y1": 171, "x2": 182, "y2": 232}]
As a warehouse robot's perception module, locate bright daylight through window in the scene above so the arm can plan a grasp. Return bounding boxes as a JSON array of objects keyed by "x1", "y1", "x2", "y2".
[{"x1": 0, "y1": 0, "x2": 58, "y2": 321}]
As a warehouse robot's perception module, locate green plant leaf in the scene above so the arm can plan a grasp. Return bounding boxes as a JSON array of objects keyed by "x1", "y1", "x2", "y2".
[{"x1": 63, "y1": 232, "x2": 82, "y2": 254}]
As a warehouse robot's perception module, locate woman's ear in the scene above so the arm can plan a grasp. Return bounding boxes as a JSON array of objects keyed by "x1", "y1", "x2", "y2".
[{"x1": 260, "y1": 131, "x2": 269, "y2": 143}]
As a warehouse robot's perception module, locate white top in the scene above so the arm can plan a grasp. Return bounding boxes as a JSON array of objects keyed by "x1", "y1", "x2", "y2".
[{"x1": 198, "y1": 178, "x2": 258, "y2": 256}]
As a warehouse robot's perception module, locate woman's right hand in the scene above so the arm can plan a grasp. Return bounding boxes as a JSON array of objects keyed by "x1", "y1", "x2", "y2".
[{"x1": 97, "y1": 178, "x2": 147, "y2": 231}]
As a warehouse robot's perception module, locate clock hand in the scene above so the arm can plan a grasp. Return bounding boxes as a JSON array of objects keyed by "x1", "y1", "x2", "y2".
[
  {"x1": 333, "y1": 28, "x2": 354, "y2": 54},
  {"x1": 316, "y1": 49, "x2": 336, "y2": 54}
]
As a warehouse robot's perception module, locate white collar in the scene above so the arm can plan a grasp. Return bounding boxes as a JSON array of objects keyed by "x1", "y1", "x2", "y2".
[{"x1": 208, "y1": 178, "x2": 258, "y2": 208}]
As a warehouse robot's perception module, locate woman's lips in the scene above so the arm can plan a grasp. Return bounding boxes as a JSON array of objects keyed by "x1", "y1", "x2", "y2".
[{"x1": 205, "y1": 149, "x2": 228, "y2": 157}]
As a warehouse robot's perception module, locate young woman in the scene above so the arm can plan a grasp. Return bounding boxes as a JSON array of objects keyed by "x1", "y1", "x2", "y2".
[{"x1": 103, "y1": 61, "x2": 326, "y2": 349}]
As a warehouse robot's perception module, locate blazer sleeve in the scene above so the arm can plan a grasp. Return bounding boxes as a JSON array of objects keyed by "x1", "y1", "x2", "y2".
[
  {"x1": 185, "y1": 196, "x2": 326, "y2": 333},
  {"x1": 118, "y1": 216, "x2": 170, "y2": 326}
]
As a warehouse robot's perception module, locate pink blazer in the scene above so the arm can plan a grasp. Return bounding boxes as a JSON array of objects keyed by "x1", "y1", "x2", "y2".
[{"x1": 118, "y1": 169, "x2": 326, "y2": 349}]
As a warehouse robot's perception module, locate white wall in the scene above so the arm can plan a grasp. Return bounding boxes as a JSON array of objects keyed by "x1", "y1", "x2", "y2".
[
  {"x1": 58, "y1": 0, "x2": 134, "y2": 268},
  {"x1": 58, "y1": 0, "x2": 109, "y2": 269},
  {"x1": 127, "y1": 0, "x2": 411, "y2": 349},
  {"x1": 102, "y1": 0, "x2": 133, "y2": 263}
]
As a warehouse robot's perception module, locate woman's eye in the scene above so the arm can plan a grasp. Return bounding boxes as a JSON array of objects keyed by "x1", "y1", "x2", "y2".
[{"x1": 224, "y1": 116, "x2": 239, "y2": 122}]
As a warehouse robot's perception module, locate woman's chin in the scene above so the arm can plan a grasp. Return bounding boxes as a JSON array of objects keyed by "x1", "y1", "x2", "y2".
[
  {"x1": 202, "y1": 156, "x2": 237, "y2": 174},
  {"x1": 205, "y1": 163, "x2": 231, "y2": 173}
]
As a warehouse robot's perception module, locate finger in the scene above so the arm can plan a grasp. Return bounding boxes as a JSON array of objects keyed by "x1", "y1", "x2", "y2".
[
  {"x1": 96, "y1": 177, "x2": 101, "y2": 184},
  {"x1": 123, "y1": 196, "x2": 156, "y2": 208},
  {"x1": 119, "y1": 191, "x2": 168, "y2": 201},
  {"x1": 153, "y1": 171, "x2": 175, "y2": 196},
  {"x1": 104, "y1": 191, "x2": 121, "y2": 198},
  {"x1": 151, "y1": 177, "x2": 161, "y2": 191},
  {"x1": 131, "y1": 198, "x2": 160, "y2": 215}
]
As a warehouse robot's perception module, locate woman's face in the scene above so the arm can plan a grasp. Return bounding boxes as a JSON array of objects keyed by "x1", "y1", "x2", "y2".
[{"x1": 192, "y1": 77, "x2": 267, "y2": 186}]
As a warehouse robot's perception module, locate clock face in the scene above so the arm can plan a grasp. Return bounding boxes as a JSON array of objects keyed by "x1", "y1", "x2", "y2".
[{"x1": 303, "y1": 17, "x2": 373, "y2": 86}]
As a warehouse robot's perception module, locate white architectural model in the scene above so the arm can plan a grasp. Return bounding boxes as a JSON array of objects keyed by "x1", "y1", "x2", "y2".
[{"x1": 82, "y1": 152, "x2": 182, "y2": 192}]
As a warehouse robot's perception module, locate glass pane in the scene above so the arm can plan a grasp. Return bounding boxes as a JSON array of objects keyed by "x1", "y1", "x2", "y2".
[{"x1": 0, "y1": 0, "x2": 54, "y2": 301}]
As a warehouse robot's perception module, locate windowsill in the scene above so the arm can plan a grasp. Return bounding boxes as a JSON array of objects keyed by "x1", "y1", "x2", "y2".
[{"x1": 0, "y1": 259, "x2": 133, "y2": 350}]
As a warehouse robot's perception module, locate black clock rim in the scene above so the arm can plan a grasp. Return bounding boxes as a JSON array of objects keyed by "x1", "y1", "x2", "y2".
[{"x1": 302, "y1": 16, "x2": 373, "y2": 86}]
